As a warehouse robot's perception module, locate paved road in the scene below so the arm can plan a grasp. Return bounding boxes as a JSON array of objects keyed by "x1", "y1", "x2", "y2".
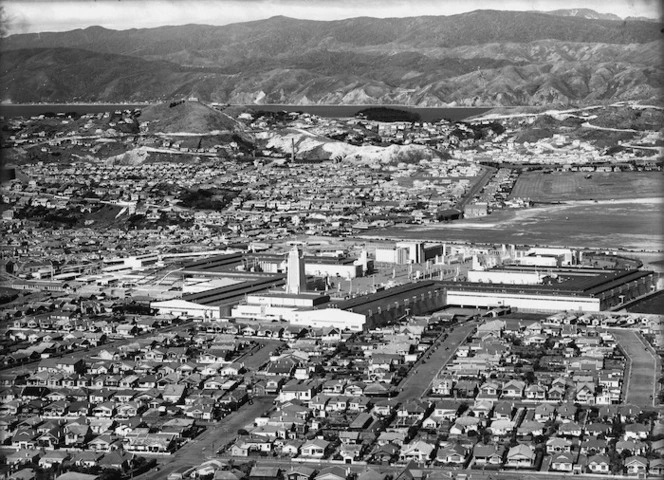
[
  {"x1": 395, "y1": 320, "x2": 477, "y2": 403},
  {"x1": 609, "y1": 328, "x2": 657, "y2": 407},
  {"x1": 136, "y1": 395, "x2": 275, "y2": 480}
]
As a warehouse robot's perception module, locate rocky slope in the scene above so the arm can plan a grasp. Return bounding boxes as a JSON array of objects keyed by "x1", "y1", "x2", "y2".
[{"x1": 257, "y1": 130, "x2": 445, "y2": 165}]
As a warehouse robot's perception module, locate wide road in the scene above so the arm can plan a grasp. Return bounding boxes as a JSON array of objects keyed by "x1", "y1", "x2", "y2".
[
  {"x1": 136, "y1": 395, "x2": 274, "y2": 480},
  {"x1": 395, "y1": 320, "x2": 477, "y2": 403},
  {"x1": 609, "y1": 328, "x2": 658, "y2": 407}
]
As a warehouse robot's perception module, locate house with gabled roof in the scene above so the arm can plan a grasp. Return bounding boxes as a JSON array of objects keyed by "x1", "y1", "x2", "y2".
[
  {"x1": 624, "y1": 455, "x2": 648, "y2": 476},
  {"x1": 558, "y1": 421, "x2": 583, "y2": 437},
  {"x1": 534, "y1": 403, "x2": 556, "y2": 421},
  {"x1": 314, "y1": 466, "x2": 347, "y2": 480},
  {"x1": 492, "y1": 401, "x2": 513, "y2": 420},
  {"x1": 623, "y1": 423, "x2": 649, "y2": 441},
  {"x1": 473, "y1": 444, "x2": 504, "y2": 466},
  {"x1": 517, "y1": 420, "x2": 545, "y2": 437},
  {"x1": 285, "y1": 466, "x2": 315, "y2": 480},
  {"x1": 546, "y1": 436, "x2": 572, "y2": 454},
  {"x1": 549, "y1": 452, "x2": 574, "y2": 472},
  {"x1": 587, "y1": 454, "x2": 610, "y2": 473},
  {"x1": 619, "y1": 404, "x2": 642, "y2": 422},
  {"x1": 501, "y1": 380, "x2": 525, "y2": 399},
  {"x1": 488, "y1": 419, "x2": 515, "y2": 437},
  {"x1": 581, "y1": 437, "x2": 608, "y2": 455},
  {"x1": 505, "y1": 444, "x2": 535, "y2": 468},
  {"x1": 585, "y1": 422, "x2": 611, "y2": 438},
  {"x1": 556, "y1": 403, "x2": 577, "y2": 421},
  {"x1": 525, "y1": 384, "x2": 547, "y2": 400},
  {"x1": 431, "y1": 376, "x2": 454, "y2": 396},
  {"x1": 435, "y1": 441, "x2": 467, "y2": 465},
  {"x1": 301, "y1": 438, "x2": 330, "y2": 458},
  {"x1": 649, "y1": 458, "x2": 664, "y2": 477},
  {"x1": 615, "y1": 440, "x2": 647, "y2": 456},
  {"x1": 38, "y1": 450, "x2": 70, "y2": 469}
]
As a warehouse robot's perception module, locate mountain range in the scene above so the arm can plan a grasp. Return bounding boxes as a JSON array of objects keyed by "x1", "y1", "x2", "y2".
[{"x1": 1, "y1": 9, "x2": 662, "y2": 106}]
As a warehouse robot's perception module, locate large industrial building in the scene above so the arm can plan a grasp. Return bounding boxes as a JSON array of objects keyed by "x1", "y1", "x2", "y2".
[
  {"x1": 445, "y1": 266, "x2": 657, "y2": 312},
  {"x1": 150, "y1": 276, "x2": 286, "y2": 319},
  {"x1": 151, "y1": 245, "x2": 659, "y2": 328}
]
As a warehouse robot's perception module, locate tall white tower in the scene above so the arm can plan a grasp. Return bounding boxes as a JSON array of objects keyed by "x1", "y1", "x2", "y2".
[{"x1": 286, "y1": 245, "x2": 306, "y2": 294}]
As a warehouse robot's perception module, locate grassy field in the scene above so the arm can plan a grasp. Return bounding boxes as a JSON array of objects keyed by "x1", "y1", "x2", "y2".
[{"x1": 509, "y1": 172, "x2": 664, "y2": 202}]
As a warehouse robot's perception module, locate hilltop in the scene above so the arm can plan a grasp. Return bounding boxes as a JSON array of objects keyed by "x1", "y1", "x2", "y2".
[
  {"x1": 140, "y1": 100, "x2": 239, "y2": 133},
  {"x1": 1, "y1": 11, "x2": 662, "y2": 106}
]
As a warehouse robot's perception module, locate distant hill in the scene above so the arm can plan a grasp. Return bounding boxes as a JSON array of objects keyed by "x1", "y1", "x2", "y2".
[
  {"x1": 1, "y1": 11, "x2": 662, "y2": 106},
  {"x1": 140, "y1": 101, "x2": 239, "y2": 133},
  {"x1": 543, "y1": 9, "x2": 623, "y2": 21}
]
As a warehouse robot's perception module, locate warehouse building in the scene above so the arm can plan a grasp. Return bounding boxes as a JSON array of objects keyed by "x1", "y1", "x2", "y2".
[
  {"x1": 151, "y1": 275, "x2": 286, "y2": 318},
  {"x1": 444, "y1": 267, "x2": 657, "y2": 312}
]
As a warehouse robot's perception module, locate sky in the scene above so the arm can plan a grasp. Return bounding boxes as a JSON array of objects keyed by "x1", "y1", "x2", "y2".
[{"x1": 2, "y1": 0, "x2": 662, "y2": 35}]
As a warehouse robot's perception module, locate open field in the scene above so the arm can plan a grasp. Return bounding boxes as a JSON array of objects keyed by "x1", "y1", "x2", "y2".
[
  {"x1": 364, "y1": 197, "x2": 664, "y2": 252},
  {"x1": 509, "y1": 171, "x2": 664, "y2": 202},
  {"x1": 610, "y1": 329, "x2": 657, "y2": 407}
]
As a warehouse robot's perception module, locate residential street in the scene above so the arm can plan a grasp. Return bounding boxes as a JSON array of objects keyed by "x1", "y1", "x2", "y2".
[
  {"x1": 396, "y1": 319, "x2": 477, "y2": 402},
  {"x1": 135, "y1": 396, "x2": 275, "y2": 480}
]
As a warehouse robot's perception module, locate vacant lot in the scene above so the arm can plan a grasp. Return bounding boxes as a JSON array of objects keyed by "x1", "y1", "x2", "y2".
[{"x1": 510, "y1": 172, "x2": 664, "y2": 202}]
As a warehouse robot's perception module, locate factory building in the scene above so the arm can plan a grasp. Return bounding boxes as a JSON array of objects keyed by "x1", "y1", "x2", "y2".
[
  {"x1": 248, "y1": 252, "x2": 365, "y2": 279},
  {"x1": 151, "y1": 275, "x2": 285, "y2": 318},
  {"x1": 375, "y1": 242, "x2": 425, "y2": 264},
  {"x1": 443, "y1": 267, "x2": 657, "y2": 313}
]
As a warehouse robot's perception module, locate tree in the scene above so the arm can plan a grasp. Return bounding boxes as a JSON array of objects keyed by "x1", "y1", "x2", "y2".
[{"x1": 98, "y1": 470, "x2": 123, "y2": 480}]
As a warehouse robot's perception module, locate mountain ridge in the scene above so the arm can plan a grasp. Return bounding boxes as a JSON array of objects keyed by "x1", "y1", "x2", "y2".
[{"x1": 1, "y1": 11, "x2": 662, "y2": 106}]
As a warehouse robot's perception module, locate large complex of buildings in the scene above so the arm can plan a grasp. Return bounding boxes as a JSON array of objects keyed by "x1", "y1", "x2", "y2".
[{"x1": 150, "y1": 245, "x2": 658, "y2": 329}]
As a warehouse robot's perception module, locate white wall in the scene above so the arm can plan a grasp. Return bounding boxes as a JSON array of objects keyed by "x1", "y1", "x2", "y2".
[{"x1": 446, "y1": 290, "x2": 600, "y2": 312}]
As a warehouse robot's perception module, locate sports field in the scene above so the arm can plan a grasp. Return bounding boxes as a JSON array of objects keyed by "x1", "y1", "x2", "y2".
[{"x1": 509, "y1": 171, "x2": 663, "y2": 202}]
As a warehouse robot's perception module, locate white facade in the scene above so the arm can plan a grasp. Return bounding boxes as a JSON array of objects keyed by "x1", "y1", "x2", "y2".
[
  {"x1": 467, "y1": 270, "x2": 542, "y2": 285},
  {"x1": 518, "y1": 255, "x2": 561, "y2": 267},
  {"x1": 305, "y1": 262, "x2": 360, "y2": 279},
  {"x1": 150, "y1": 299, "x2": 221, "y2": 318},
  {"x1": 375, "y1": 247, "x2": 409, "y2": 265},
  {"x1": 286, "y1": 246, "x2": 306, "y2": 294},
  {"x1": 446, "y1": 290, "x2": 600, "y2": 312},
  {"x1": 124, "y1": 254, "x2": 160, "y2": 270},
  {"x1": 527, "y1": 247, "x2": 574, "y2": 265},
  {"x1": 231, "y1": 303, "x2": 297, "y2": 320},
  {"x1": 396, "y1": 242, "x2": 424, "y2": 263},
  {"x1": 288, "y1": 308, "x2": 366, "y2": 331}
]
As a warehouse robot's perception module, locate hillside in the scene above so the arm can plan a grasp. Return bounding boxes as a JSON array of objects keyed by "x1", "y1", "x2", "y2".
[
  {"x1": 140, "y1": 101, "x2": 239, "y2": 133},
  {"x1": 1, "y1": 11, "x2": 662, "y2": 106},
  {"x1": 258, "y1": 130, "x2": 444, "y2": 165}
]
